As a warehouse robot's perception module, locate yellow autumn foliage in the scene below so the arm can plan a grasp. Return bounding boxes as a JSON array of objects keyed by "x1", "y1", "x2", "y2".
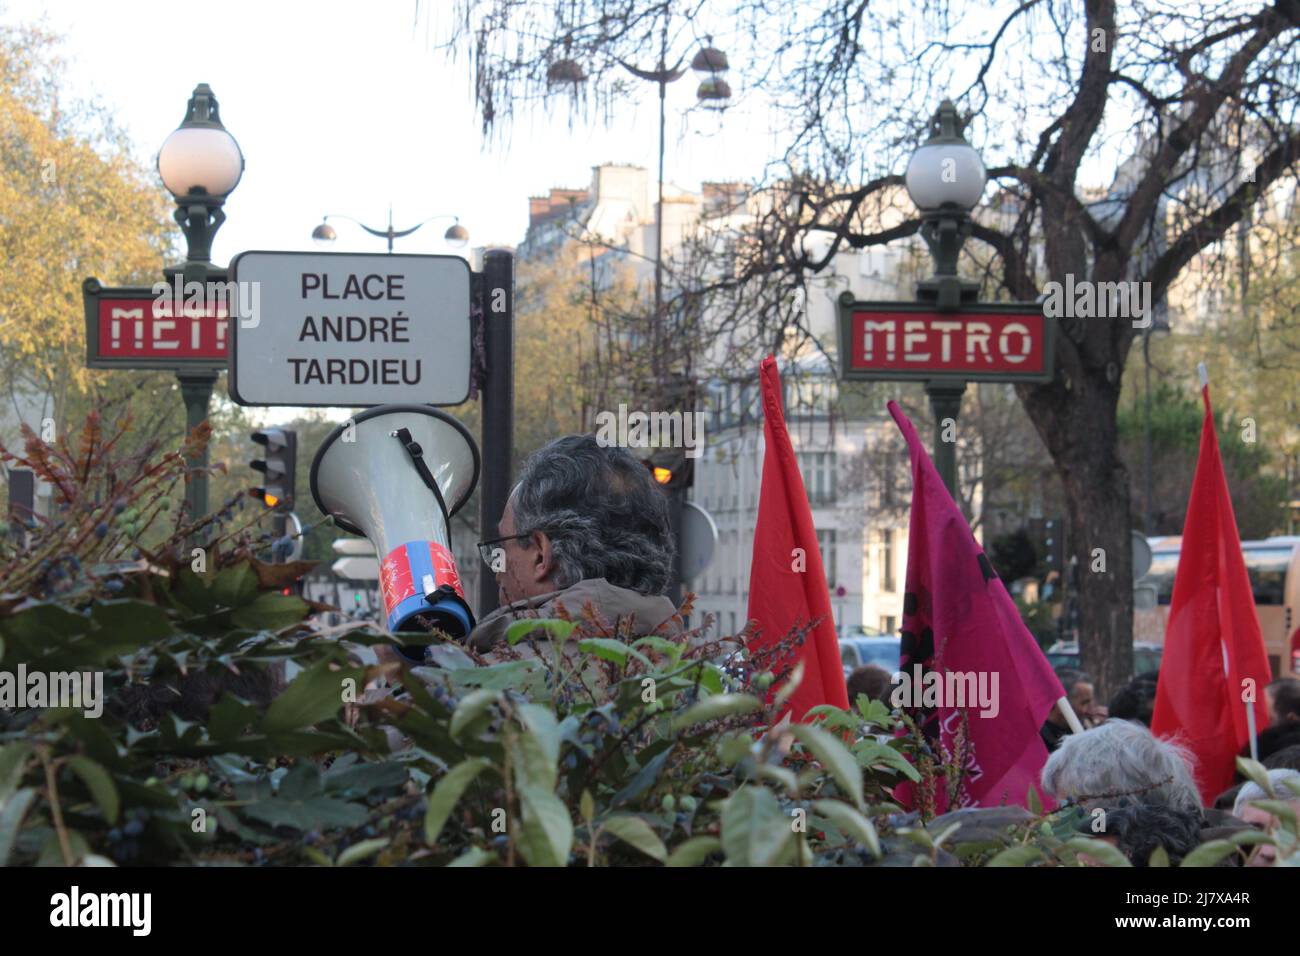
[{"x1": 0, "y1": 20, "x2": 173, "y2": 430}]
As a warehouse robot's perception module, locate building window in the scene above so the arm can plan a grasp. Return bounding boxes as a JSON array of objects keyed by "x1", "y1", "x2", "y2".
[
  {"x1": 729, "y1": 531, "x2": 738, "y2": 594},
  {"x1": 880, "y1": 451, "x2": 898, "y2": 508},
  {"x1": 882, "y1": 529, "x2": 895, "y2": 592},
  {"x1": 816, "y1": 528, "x2": 837, "y2": 586},
  {"x1": 800, "y1": 451, "x2": 837, "y2": 506},
  {"x1": 880, "y1": 615, "x2": 896, "y2": 634}
]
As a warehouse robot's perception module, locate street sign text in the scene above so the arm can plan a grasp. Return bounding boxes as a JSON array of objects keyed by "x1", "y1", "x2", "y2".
[{"x1": 228, "y1": 251, "x2": 471, "y2": 407}]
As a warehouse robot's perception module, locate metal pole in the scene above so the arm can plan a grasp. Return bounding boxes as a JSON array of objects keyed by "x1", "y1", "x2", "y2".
[
  {"x1": 925, "y1": 381, "x2": 965, "y2": 500},
  {"x1": 177, "y1": 370, "x2": 217, "y2": 521},
  {"x1": 654, "y1": 70, "x2": 667, "y2": 387},
  {"x1": 1143, "y1": 325, "x2": 1153, "y2": 534},
  {"x1": 478, "y1": 249, "x2": 515, "y2": 618}
]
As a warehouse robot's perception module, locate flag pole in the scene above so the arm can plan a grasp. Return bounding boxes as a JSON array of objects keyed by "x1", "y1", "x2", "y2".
[
  {"x1": 1058, "y1": 696, "x2": 1086, "y2": 735},
  {"x1": 1246, "y1": 700, "x2": 1259, "y2": 761}
]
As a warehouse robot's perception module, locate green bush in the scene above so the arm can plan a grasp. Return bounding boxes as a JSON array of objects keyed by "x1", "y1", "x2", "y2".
[{"x1": 2, "y1": 416, "x2": 1297, "y2": 867}]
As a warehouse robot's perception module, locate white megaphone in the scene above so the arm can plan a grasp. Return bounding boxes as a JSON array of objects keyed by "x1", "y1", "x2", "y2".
[{"x1": 310, "y1": 405, "x2": 480, "y2": 638}]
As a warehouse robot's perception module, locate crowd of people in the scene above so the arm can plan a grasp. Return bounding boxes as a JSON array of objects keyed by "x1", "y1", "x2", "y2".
[
  {"x1": 459, "y1": 435, "x2": 1300, "y2": 867},
  {"x1": 847, "y1": 658, "x2": 1300, "y2": 865}
]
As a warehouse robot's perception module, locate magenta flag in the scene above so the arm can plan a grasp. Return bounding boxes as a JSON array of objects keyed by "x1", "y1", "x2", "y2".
[{"x1": 888, "y1": 401, "x2": 1063, "y2": 812}]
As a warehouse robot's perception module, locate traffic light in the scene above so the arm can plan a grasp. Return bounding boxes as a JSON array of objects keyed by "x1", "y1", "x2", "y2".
[
  {"x1": 249, "y1": 428, "x2": 297, "y2": 512},
  {"x1": 641, "y1": 448, "x2": 694, "y2": 490},
  {"x1": 1038, "y1": 517, "x2": 1064, "y2": 576}
]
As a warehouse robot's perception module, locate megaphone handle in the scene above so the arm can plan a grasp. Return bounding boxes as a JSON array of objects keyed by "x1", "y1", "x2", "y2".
[
  {"x1": 391, "y1": 427, "x2": 449, "y2": 520},
  {"x1": 392, "y1": 585, "x2": 476, "y2": 664}
]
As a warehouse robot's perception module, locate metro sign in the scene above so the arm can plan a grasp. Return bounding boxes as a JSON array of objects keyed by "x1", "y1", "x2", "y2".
[
  {"x1": 836, "y1": 297, "x2": 1054, "y2": 384},
  {"x1": 83, "y1": 278, "x2": 227, "y2": 371}
]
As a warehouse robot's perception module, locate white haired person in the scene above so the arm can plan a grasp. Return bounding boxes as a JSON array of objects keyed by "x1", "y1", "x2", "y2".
[
  {"x1": 1042, "y1": 718, "x2": 1202, "y2": 813},
  {"x1": 1043, "y1": 719, "x2": 1252, "y2": 856},
  {"x1": 1233, "y1": 769, "x2": 1300, "y2": 866}
]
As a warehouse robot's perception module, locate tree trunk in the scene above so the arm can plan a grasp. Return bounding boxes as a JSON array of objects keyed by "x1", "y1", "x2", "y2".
[{"x1": 1020, "y1": 365, "x2": 1134, "y2": 702}]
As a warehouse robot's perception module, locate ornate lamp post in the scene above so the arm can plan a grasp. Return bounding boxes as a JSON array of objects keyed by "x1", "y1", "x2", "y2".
[
  {"x1": 550, "y1": 33, "x2": 730, "y2": 390},
  {"x1": 157, "y1": 83, "x2": 244, "y2": 522},
  {"x1": 904, "y1": 99, "x2": 987, "y2": 497},
  {"x1": 311, "y1": 208, "x2": 468, "y2": 253}
]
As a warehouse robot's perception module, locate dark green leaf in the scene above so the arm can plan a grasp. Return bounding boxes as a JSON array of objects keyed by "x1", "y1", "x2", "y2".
[
  {"x1": 65, "y1": 756, "x2": 119, "y2": 825},
  {"x1": 506, "y1": 619, "x2": 575, "y2": 646},
  {"x1": 666, "y1": 835, "x2": 722, "y2": 867},
  {"x1": 720, "y1": 785, "x2": 794, "y2": 866},
  {"x1": 515, "y1": 783, "x2": 573, "y2": 867},
  {"x1": 425, "y1": 758, "x2": 491, "y2": 845},
  {"x1": 211, "y1": 563, "x2": 259, "y2": 607},
  {"x1": 671, "y1": 693, "x2": 760, "y2": 731},
  {"x1": 601, "y1": 815, "x2": 668, "y2": 863},
  {"x1": 232, "y1": 592, "x2": 309, "y2": 631},
  {"x1": 792, "y1": 723, "x2": 865, "y2": 810},
  {"x1": 1180, "y1": 840, "x2": 1239, "y2": 868},
  {"x1": 337, "y1": 837, "x2": 388, "y2": 866},
  {"x1": 242, "y1": 795, "x2": 368, "y2": 831},
  {"x1": 0, "y1": 788, "x2": 36, "y2": 866},
  {"x1": 262, "y1": 659, "x2": 363, "y2": 733}
]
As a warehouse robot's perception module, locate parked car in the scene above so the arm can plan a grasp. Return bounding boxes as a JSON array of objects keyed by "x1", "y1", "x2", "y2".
[
  {"x1": 839, "y1": 634, "x2": 902, "y2": 680},
  {"x1": 1044, "y1": 641, "x2": 1163, "y2": 677}
]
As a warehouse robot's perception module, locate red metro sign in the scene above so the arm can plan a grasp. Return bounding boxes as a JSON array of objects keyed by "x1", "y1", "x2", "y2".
[
  {"x1": 836, "y1": 298, "x2": 1054, "y2": 384},
  {"x1": 82, "y1": 279, "x2": 228, "y2": 371}
]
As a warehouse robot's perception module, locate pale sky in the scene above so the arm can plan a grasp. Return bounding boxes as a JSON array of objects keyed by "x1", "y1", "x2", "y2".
[
  {"x1": 5, "y1": 0, "x2": 778, "y2": 260},
  {"x1": 4, "y1": 0, "x2": 791, "y2": 424}
]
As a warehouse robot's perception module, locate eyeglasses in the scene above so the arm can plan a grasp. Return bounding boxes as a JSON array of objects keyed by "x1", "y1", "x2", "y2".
[{"x1": 477, "y1": 532, "x2": 536, "y2": 568}]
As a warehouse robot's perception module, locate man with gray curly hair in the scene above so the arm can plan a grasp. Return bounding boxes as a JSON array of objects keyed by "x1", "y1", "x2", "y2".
[
  {"x1": 468, "y1": 434, "x2": 680, "y2": 652},
  {"x1": 1041, "y1": 718, "x2": 1202, "y2": 815}
]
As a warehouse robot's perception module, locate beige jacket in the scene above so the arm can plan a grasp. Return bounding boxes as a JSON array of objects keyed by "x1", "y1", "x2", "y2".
[{"x1": 468, "y1": 577, "x2": 681, "y2": 653}]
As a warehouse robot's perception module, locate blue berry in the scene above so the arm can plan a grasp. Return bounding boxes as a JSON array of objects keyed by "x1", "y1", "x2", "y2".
[
  {"x1": 123, "y1": 819, "x2": 144, "y2": 837},
  {"x1": 104, "y1": 580, "x2": 124, "y2": 593},
  {"x1": 95, "y1": 522, "x2": 109, "y2": 539},
  {"x1": 107, "y1": 828, "x2": 122, "y2": 843}
]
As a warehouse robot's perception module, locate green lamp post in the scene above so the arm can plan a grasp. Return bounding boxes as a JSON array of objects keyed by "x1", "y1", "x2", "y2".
[{"x1": 157, "y1": 83, "x2": 244, "y2": 523}]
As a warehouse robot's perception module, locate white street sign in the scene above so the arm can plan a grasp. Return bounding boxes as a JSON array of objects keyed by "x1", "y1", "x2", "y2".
[
  {"x1": 681, "y1": 501, "x2": 719, "y2": 581},
  {"x1": 332, "y1": 556, "x2": 380, "y2": 580},
  {"x1": 332, "y1": 537, "x2": 376, "y2": 556},
  {"x1": 228, "y1": 250, "x2": 471, "y2": 407}
]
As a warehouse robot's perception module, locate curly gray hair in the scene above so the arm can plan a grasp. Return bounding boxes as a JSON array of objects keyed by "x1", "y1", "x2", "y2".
[
  {"x1": 511, "y1": 435, "x2": 676, "y2": 595},
  {"x1": 1041, "y1": 719, "x2": 1202, "y2": 815}
]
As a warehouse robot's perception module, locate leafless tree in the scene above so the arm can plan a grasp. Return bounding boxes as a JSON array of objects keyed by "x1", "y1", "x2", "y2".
[{"x1": 431, "y1": 0, "x2": 1300, "y2": 697}]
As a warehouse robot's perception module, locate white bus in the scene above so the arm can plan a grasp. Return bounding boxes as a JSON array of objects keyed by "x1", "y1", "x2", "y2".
[{"x1": 1135, "y1": 536, "x2": 1300, "y2": 679}]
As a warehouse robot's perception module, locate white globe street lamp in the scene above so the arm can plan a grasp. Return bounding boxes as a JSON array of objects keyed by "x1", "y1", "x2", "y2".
[
  {"x1": 904, "y1": 99, "x2": 986, "y2": 310},
  {"x1": 157, "y1": 83, "x2": 244, "y2": 265}
]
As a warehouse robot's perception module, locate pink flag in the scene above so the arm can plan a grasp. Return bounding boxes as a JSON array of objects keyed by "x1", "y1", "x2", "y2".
[{"x1": 888, "y1": 401, "x2": 1063, "y2": 811}]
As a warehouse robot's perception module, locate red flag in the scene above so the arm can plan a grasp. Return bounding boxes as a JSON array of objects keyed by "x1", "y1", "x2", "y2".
[
  {"x1": 1151, "y1": 377, "x2": 1272, "y2": 805},
  {"x1": 887, "y1": 400, "x2": 1063, "y2": 811},
  {"x1": 746, "y1": 357, "x2": 849, "y2": 721}
]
